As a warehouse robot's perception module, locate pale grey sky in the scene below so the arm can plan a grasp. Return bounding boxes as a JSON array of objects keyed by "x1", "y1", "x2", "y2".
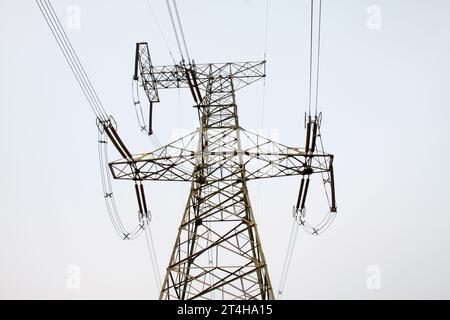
[{"x1": 1, "y1": 0, "x2": 450, "y2": 299}]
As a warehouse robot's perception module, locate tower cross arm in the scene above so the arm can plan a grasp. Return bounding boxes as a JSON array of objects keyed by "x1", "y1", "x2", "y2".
[
  {"x1": 238, "y1": 128, "x2": 333, "y2": 180},
  {"x1": 150, "y1": 61, "x2": 266, "y2": 91},
  {"x1": 243, "y1": 149, "x2": 333, "y2": 181},
  {"x1": 108, "y1": 150, "x2": 195, "y2": 182},
  {"x1": 135, "y1": 42, "x2": 265, "y2": 107},
  {"x1": 107, "y1": 128, "x2": 333, "y2": 183},
  {"x1": 108, "y1": 148, "x2": 332, "y2": 182},
  {"x1": 108, "y1": 130, "x2": 198, "y2": 182}
]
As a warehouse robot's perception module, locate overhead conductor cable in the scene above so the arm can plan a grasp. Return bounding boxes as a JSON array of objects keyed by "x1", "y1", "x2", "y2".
[
  {"x1": 172, "y1": 0, "x2": 191, "y2": 64},
  {"x1": 36, "y1": 0, "x2": 107, "y2": 121},
  {"x1": 166, "y1": 0, "x2": 185, "y2": 62}
]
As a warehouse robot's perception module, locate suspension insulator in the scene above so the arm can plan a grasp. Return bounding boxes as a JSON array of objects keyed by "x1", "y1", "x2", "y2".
[
  {"x1": 305, "y1": 121, "x2": 311, "y2": 154},
  {"x1": 104, "y1": 124, "x2": 133, "y2": 160},
  {"x1": 300, "y1": 177, "x2": 310, "y2": 210},
  {"x1": 185, "y1": 69, "x2": 198, "y2": 104},
  {"x1": 310, "y1": 121, "x2": 317, "y2": 153},
  {"x1": 296, "y1": 178, "x2": 305, "y2": 211},
  {"x1": 329, "y1": 161, "x2": 337, "y2": 212},
  {"x1": 140, "y1": 183, "x2": 149, "y2": 214},
  {"x1": 190, "y1": 68, "x2": 203, "y2": 102},
  {"x1": 148, "y1": 101, "x2": 154, "y2": 136},
  {"x1": 134, "y1": 183, "x2": 144, "y2": 215}
]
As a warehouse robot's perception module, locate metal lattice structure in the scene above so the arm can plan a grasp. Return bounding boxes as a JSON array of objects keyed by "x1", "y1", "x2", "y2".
[
  {"x1": 36, "y1": 0, "x2": 336, "y2": 300},
  {"x1": 103, "y1": 43, "x2": 336, "y2": 300}
]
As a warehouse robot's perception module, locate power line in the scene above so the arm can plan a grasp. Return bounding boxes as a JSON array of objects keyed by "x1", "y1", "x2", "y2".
[
  {"x1": 37, "y1": 0, "x2": 153, "y2": 241},
  {"x1": 277, "y1": 219, "x2": 299, "y2": 299},
  {"x1": 165, "y1": 0, "x2": 185, "y2": 63},
  {"x1": 144, "y1": 0, "x2": 176, "y2": 64},
  {"x1": 263, "y1": 0, "x2": 269, "y2": 61},
  {"x1": 36, "y1": 0, "x2": 108, "y2": 121},
  {"x1": 172, "y1": 0, "x2": 191, "y2": 64},
  {"x1": 261, "y1": 0, "x2": 270, "y2": 132},
  {"x1": 307, "y1": 0, "x2": 314, "y2": 117},
  {"x1": 37, "y1": 0, "x2": 337, "y2": 300},
  {"x1": 144, "y1": 223, "x2": 162, "y2": 294},
  {"x1": 314, "y1": 0, "x2": 322, "y2": 116},
  {"x1": 307, "y1": 0, "x2": 323, "y2": 117}
]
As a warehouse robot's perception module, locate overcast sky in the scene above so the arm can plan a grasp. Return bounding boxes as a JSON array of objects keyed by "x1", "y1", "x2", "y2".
[{"x1": 1, "y1": 0, "x2": 450, "y2": 299}]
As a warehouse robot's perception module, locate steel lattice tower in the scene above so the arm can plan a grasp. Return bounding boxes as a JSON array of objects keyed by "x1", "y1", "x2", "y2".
[
  {"x1": 159, "y1": 64, "x2": 273, "y2": 300},
  {"x1": 36, "y1": 0, "x2": 337, "y2": 301},
  {"x1": 105, "y1": 43, "x2": 336, "y2": 300}
]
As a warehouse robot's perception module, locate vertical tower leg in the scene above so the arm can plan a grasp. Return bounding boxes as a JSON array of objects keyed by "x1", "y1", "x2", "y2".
[{"x1": 159, "y1": 177, "x2": 274, "y2": 300}]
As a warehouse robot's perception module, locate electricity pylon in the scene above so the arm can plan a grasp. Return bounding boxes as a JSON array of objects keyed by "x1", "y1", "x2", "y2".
[
  {"x1": 36, "y1": 0, "x2": 337, "y2": 301},
  {"x1": 106, "y1": 43, "x2": 336, "y2": 300}
]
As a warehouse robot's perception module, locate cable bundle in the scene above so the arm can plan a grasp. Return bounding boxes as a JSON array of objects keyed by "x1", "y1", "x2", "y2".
[{"x1": 36, "y1": 0, "x2": 108, "y2": 122}]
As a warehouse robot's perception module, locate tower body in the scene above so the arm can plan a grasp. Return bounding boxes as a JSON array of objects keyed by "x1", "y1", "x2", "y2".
[{"x1": 160, "y1": 72, "x2": 274, "y2": 300}]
